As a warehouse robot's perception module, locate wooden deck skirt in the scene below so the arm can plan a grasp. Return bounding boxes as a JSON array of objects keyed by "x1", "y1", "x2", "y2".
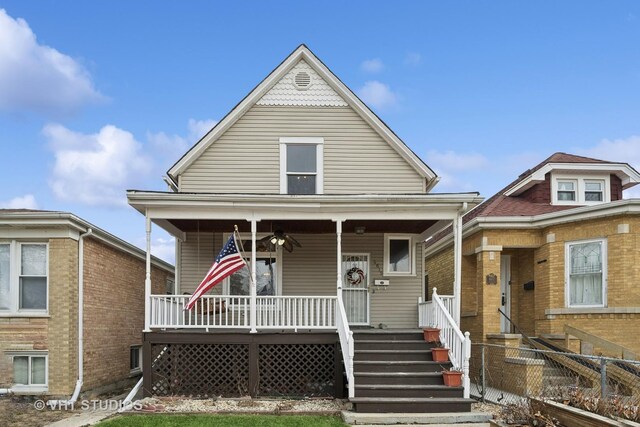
[{"x1": 143, "y1": 331, "x2": 344, "y2": 398}]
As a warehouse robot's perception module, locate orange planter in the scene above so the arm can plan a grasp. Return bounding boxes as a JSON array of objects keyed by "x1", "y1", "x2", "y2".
[
  {"x1": 431, "y1": 347, "x2": 449, "y2": 362},
  {"x1": 423, "y1": 327, "x2": 440, "y2": 343},
  {"x1": 442, "y1": 370, "x2": 463, "y2": 387}
]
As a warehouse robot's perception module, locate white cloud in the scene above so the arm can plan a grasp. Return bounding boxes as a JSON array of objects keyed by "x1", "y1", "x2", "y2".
[
  {"x1": 151, "y1": 236, "x2": 175, "y2": 264},
  {"x1": 44, "y1": 123, "x2": 152, "y2": 206},
  {"x1": 0, "y1": 9, "x2": 104, "y2": 115},
  {"x1": 361, "y1": 58, "x2": 384, "y2": 73},
  {"x1": 0, "y1": 194, "x2": 38, "y2": 209},
  {"x1": 404, "y1": 52, "x2": 422, "y2": 66},
  {"x1": 147, "y1": 118, "x2": 217, "y2": 169},
  {"x1": 358, "y1": 80, "x2": 398, "y2": 110},
  {"x1": 425, "y1": 150, "x2": 490, "y2": 193},
  {"x1": 578, "y1": 135, "x2": 640, "y2": 199}
]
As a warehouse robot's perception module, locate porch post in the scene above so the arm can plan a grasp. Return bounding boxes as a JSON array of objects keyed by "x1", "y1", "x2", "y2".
[
  {"x1": 144, "y1": 212, "x2": 152, "y2": 332},
  {"x1": 335, "y1": 220, "x2": 343, "y2": 292},
  {"x1": 250, "y1": 219, "x2": 257, "y2": 333},
  {"x1": 453, "y1": 210, "x2": 463, "y2": 326}
]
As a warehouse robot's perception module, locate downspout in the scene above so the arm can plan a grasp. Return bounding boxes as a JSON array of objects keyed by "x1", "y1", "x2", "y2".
[
  {"x1": 49, "y1": 228, "x2": 93, "y2": 405},
  {"x1": 453, "y1": 203, "x2": 467, "y2": 326}
]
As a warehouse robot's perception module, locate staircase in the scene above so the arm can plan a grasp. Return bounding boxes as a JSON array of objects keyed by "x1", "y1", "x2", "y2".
[{"x1": 349, "y1": 329, "x2": 475, "y2": 413}]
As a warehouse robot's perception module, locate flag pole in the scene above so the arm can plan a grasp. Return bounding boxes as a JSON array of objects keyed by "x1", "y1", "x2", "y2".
[{"x1": 234, "y1": 224, "x2": 255, "y2": 287}]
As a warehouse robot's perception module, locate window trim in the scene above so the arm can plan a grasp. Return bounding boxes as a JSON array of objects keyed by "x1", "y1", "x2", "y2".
[
  {"x1": 279, "y1": 137, "x2": 324, "y2": 195},
  {"x1": 565, "y1": 238, "x2": 607, "y2": 309},
  {"x1": 584, "y1": 179, "x2": 604, "y2": 202},
  {"x1": 383, "y1": 234, "x2": 415, "y2": 276},
  {"x1": 0, "y1": 241, "x2": 49, "y2": 315},
  {"x1": 130, "y1": 345, "x2": 142, "y2": 374},
  {"x1": 551, "y1": 173, "x2": 610, "y2": 206},
  {"x1": 10, "y1": 352, "x2": 48, "y2": 392}
]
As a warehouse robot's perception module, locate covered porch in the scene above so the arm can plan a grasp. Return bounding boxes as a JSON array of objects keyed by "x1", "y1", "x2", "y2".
[{"x1": 129, "y1": 192, "x2": 479, "y2": 333}]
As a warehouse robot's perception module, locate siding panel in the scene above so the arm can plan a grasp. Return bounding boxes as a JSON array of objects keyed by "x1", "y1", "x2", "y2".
[{"x1": 180, "y1": 106, "x2": 424, "y2": 193}]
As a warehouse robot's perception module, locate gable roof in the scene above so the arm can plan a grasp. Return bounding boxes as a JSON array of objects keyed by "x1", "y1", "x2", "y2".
[{"x1": 167, "y1": 44, "x2": 438, "y2": 189}]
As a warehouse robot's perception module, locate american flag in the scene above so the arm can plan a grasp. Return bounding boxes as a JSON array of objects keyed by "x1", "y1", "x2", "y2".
[{"x1": 185, "y1": 233, "x2": 247, "y2": 310}]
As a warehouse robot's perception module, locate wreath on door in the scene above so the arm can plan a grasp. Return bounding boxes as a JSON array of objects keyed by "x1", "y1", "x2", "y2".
[{"x1": 345, "y1": 267, "x2": 365, "y2": 286}]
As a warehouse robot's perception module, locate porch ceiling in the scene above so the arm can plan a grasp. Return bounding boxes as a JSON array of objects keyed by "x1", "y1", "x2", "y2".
[{"x1": 167, "y1": 219, "x2": 437, "y2": 234}]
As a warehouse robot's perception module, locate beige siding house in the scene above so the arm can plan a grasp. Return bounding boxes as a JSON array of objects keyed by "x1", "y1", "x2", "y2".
[
  {"x1": 127, "y1": 45, "x2": 482, "y2": 413},
  {"x1": 0, "y1": 210, "x2": 173, "y2": 398}
]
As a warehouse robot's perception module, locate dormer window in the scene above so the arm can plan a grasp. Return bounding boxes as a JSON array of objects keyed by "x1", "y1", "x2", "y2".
[
  {"x1": 552, "y1": 174, "x2": 610, "y2": 206},
  {"x1": 557, "y1": 180, "x2": 576, "y2": 201},
  {"x1": 584, "y1": 180, "x2": 603, "y2": 202}
]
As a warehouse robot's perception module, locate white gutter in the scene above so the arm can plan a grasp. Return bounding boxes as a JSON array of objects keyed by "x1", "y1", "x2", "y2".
[
  {"x1": 0, "y1": 388, "x2": 13, "y2": 394},
  {"x1": 49, "y1": 228, "x2": 93, "y2": 406}
]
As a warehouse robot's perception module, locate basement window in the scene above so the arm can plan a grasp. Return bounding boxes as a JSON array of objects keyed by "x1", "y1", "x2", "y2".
[
  {"x1": 130, "y1": 346, "x2": 142, "y2": 373},
  {"x1": 12, "y1": 353, "x2": 48, "y2": 392}
]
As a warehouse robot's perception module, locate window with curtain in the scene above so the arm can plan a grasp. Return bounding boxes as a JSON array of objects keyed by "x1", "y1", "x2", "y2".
[
  {"x1": 0, "y1": 244, "x2": 10, "y2": 310},
  {"x1": 13, "y1": 354, "x2": 46, "y2": 386},
  {"x1": 19, "y1": 244, "x2": 47, "y2": 310},
  {"x1": 567, "y1": 240, "x2": 605, "y2": 307}
]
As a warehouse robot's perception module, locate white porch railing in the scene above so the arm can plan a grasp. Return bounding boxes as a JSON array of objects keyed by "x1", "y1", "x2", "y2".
[
  {"x1": 255, "y1": 296, "x2": 337, "y2": 329},
  {"x1": 336, "y1": 295, "x2": 355, "y2": 398},
  {"x1": 150, "y1": 295, "x2": 339, "y2": 331},
  {"x1": 418, "y1": 287, "x2": 471, "y2": 398}
]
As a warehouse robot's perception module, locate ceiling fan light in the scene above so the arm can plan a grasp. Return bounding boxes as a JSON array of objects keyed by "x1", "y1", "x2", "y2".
[
  {"x1": 277, "y1": 238, "x2": 286, "y2": 245},
  {"x1": 270, "y1": 237, "x2": 278, "y2": 245}
]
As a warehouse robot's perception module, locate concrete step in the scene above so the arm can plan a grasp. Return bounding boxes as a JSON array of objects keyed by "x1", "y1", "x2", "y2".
[
  {"x1": 356, "y1": 339, "x2": 435, "y2": 351},
  {"x1": 355, "y1": 349, "x2": 434, "y2": 362},
  {"x1": 349, "y1": 397, "x2": 475, "y2": 413},
  {"x1": 355, "y1": 371, "x2": 444, "y2": 386},
  {"x1": 354, "y1": 360, "x2": 450, "y2": 373},
  {"x1": 355, "y1": 384, "x2": 463, "y2": 398},
  {"x1": 342, "y1": 410, "x2": 492, "y2": 425}
]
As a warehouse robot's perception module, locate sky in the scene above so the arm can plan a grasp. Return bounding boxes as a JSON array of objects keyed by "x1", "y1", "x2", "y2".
[{"x1": 1, "y1": 1, "x2": 639, "y2": 264}]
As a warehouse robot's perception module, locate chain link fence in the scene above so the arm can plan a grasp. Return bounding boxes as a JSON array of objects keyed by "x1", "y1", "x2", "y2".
[{"x1": 470, "y1": 343, "x2": 640, "y2": 422}]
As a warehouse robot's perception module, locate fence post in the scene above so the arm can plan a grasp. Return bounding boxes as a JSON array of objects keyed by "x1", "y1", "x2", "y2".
[
  {"x1": 481, "y1": 345, "x2": 486, "y2": 403},
  {"x1": 600, "y1": 357, "x2": 607, "y2": 399}
]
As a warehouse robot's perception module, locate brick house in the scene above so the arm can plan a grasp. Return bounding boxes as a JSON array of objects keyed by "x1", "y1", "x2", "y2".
[
  {"x1": 0, "y1": 210, "x2": 174, "y2": 398},
  {"x1": 424, "y1": 153, "x2": 640, "y2": 355}
]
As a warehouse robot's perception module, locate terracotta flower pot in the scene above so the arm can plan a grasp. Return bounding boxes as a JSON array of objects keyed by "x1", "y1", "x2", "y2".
[
  {"x1": 423, "y1": 327, "x2": 440, "y2": 343},
  {"x1": 431, "y1": 347, "x2": 449, "y2": 362},
  {"x1": 442, "y1": 370, "x2": 463, "y2": 387}
]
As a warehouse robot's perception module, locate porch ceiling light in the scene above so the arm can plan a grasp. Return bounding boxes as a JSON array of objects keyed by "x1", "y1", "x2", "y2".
[{"x1": 355, "y1": 226, "x2": 366, "y2": 235}]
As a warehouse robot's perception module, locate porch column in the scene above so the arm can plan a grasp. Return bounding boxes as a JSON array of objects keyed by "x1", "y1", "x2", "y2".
[
  {"x1": 453, "y1": 210, "x2": 463, "y2": 326},
  {"x1": 335, "y1": 220, "x2": 343, "y2": 292},
  {"x1": 144, "y1": 213, "x2": 152, "y2": 332},
  {"x1": 250, "y1": 219, "x2": 257, "y2": 333}
]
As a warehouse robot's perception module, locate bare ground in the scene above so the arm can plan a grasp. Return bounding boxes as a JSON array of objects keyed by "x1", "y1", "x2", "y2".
[{"x1": 0, "y1": 396, "x2": 79, "y2": 427}]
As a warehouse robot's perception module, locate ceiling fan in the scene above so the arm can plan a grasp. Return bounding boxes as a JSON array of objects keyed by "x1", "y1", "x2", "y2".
[{"x1": 258, "y1": 229, "x2": 302, "y2": 253}]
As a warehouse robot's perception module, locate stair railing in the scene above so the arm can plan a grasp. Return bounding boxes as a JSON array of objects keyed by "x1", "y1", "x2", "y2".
[
  {"x1": 336, "y1": 295, "x2": 355, "y2": 398},
  {"x1": 426, "y1": 287, "x2": 471, "y2": 398}
]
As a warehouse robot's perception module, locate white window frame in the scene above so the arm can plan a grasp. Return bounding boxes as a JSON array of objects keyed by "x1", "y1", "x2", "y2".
[
  {"x1": 584, "y1": 179, "x2": 605, "y2": 202},
  {"x1": 9, "y1": 351, "x2": 48, "y2": 392},
  {"x1": 565, "y1": 238, "x2": 607, "y2": 308},
  {"x1": 279, "y1": 137, "x2": 324, "y2": 195},
  {"x1": 223, "y1": 234, "x2": 283, "y2": 297},
  {"x1": 551, "y1": 173, "x2": 610, "y2": 206},
  {"x1": 130, "y1": 345, "x2": 142, "y2": 374},
  {"x1": 0, "y1": 241, "x2": 49, "y2": 315},
  {"x1": 383, "y1": 234, "x2": 415, "y2": 276}
]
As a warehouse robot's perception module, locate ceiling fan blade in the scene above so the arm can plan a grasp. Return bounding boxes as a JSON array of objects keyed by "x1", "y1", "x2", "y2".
[
  {"x1": 282, "y1": 239, "x2": 294, "y2": 253},
  {"x1": 286, "y1": 234, "x2": 302, "y2": 247}
]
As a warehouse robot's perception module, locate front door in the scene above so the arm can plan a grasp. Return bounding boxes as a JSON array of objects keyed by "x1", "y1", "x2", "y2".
[
  {"x1": 342, "y1": 254, "x2": 370, "y2": 325},
  {"x1": 500, "y1": 255, "x2": 511, "y2": 333}
]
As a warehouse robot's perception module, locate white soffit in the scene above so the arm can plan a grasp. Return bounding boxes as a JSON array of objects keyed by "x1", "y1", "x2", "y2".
[{"x1": 257, "y1": 59, "x2": 348, "y2": 107}]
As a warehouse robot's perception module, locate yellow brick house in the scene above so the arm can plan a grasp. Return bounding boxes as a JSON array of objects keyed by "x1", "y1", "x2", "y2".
[
  {"x1": 424, "y1": 153, "x2": 640, "y2": 355},
  {"x1": 0, "y1": 210, "x2": 174, "y2": 398}
]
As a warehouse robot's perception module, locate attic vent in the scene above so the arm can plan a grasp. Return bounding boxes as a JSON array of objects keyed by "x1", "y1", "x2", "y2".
[{"x1": 293, "y1": 71, "x2": 311, "y2": 90}]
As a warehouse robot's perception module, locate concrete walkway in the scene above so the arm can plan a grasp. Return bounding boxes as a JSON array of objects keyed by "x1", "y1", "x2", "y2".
[{"x1": 45, "y1": 409, "x2": 115, "y2": 427}]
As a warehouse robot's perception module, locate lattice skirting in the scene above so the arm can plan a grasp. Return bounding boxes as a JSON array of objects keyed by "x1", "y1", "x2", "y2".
[{"x1": 144, "y1": 332, "x2": 343, "y2": 398}]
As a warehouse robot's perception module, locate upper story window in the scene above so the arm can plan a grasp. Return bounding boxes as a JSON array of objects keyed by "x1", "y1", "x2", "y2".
[
  {"x1": 279, "y1": 137, "x2": 324, "y2": 195},
  {"x1": 383, "y1": 235, "x2": 414, "y2": 276},
  {"x1": 551, "y1": 174, "x2": 609, "y2": 206},
  {"x1": 565, "y1": 239, "x2": 606, "y2": 308},
  {"x1": 0, "y1": 241, "x2": 48, "y2": 314}
]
